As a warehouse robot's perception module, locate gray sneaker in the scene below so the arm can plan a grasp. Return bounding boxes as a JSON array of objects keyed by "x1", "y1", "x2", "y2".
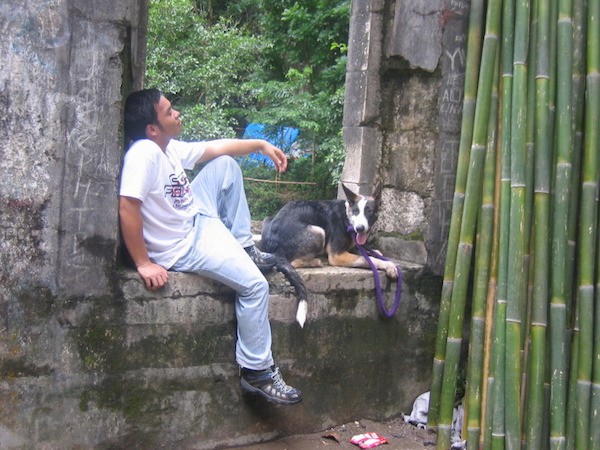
[
  {"x1": 244, "y1": 245, "x2": 276, "y2": 271},
  {"x1": 240, "y1": 365, "x2": 303, "y2": 405}
]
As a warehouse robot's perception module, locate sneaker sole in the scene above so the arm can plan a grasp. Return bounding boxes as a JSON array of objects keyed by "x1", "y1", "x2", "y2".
[{"x1": 240, "y1": 378, "x2": 302, "y2": 405}]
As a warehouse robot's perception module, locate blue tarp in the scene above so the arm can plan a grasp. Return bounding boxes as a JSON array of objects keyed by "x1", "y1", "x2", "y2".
[{"x1": 242, "y1": 123, "x2": 300, "y2": 167}]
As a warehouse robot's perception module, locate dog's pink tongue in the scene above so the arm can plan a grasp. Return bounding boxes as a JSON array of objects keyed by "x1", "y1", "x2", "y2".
[{"x1": 356, "y1": 232, "x2": 368, "y2": 246}]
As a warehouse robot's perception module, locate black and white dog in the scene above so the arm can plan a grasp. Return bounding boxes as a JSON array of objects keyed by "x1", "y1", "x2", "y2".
[{"x1": 260, "y1": 183, "x2": 398, "y2": 327}]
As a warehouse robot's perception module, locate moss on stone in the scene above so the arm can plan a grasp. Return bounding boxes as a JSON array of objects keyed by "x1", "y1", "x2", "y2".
[{"x1": 0, "y1": 358, "x2": 53, "y2": 378}]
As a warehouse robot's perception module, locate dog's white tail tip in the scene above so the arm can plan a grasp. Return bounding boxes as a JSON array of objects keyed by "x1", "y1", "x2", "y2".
[{"x1": 296, "y1": 300, "x2": 307, "y2": 328}]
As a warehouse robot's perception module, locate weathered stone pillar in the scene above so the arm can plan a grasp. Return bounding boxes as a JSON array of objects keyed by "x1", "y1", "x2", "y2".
[
  {"x1": 1, "y1": 0, "x2": 146, "y2": 302},
  {"x1": 0, "y1": 0, "x2": 146, "y2": 445},
  {"x1": 342, "y1": 0, "x2": 470, "y2": 275},
  {"x1": 341, "y1": 0, "x2": 385, "y2": 195},
  {"x1": 0, "y1": 0, "x2": 147, "y2": 298}
]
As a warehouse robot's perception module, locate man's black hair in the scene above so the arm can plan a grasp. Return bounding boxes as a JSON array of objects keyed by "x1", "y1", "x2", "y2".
[{"x1": 124, "y1": 88, "x2": 162, "y2": 142}]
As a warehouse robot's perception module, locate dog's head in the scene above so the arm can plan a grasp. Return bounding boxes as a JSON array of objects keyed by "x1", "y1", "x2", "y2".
[{"x1": 342, "y1": 182, "x2": 381, "y2": 246}]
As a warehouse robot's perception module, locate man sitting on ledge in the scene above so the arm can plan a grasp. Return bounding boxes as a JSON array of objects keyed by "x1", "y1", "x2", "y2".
[{"x1": 118, "y1": 88, "x2": 302, "y2": 405}]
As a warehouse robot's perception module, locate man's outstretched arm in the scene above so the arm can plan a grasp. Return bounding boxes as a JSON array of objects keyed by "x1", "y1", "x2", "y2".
[{"x1": 199, "y1": 139, "x2": 288, "y2": 173}]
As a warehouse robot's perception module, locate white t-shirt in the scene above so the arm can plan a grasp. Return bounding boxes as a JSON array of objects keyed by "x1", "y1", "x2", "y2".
[{"x1": 119, "y1": 138, "x2": 206, "y2": 268}]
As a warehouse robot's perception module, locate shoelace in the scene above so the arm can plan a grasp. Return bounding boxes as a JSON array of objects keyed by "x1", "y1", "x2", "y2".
[{"x1": 270, "y1": 367, "x2": 294, "y2": 393}]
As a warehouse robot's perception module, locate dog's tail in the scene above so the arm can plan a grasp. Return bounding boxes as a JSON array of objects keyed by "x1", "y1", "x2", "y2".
[{"x1": 274, "y1": 255, "x2": 308, "y2": 328}]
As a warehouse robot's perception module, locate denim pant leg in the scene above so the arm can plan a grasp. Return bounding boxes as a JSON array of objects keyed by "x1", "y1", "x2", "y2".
[
  {"x1": 171, "y1": 214, "x2": 274, "y2": 371},
  {"x1": 190, "y1": 155, "x2": 254, "y2": 248}
]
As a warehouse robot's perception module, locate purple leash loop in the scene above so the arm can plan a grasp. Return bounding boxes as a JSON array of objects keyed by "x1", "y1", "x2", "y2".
[{"x1": 348, "y1": 227, "x2": 403, "y2": 318}]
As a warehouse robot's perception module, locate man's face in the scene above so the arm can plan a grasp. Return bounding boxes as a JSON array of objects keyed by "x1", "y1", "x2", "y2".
[{"x1": 153, "y1": 95, "x2": 182, "y2": 140}]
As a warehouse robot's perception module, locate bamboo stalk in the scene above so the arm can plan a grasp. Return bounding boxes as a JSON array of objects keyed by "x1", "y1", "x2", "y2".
[
  {"x1": 522, "y1": 0, "x2": 540, "y2": 438},
  {"x1": 584, "y1": 0, "x2": 600, "y2": 447},
  {"x1": 435, "y1": 1, "x2": 502, "y2": 447},
  {"x1": 592, "y1": 222, "x2": 600, "y2": 450},
  {"x1": 480, "y1": 78, "x2": 504, "y2": 448},
  {"x1": 487, "y1": 1, "x2": 516, "y2": 448},
  {"x1": 490, "y1": 278, "x2": 508, "y2": 450},
  {"x1": 428, "y1": 0, "x2": 486, "y2": 429},
  {"x1": 565, "y1": 0, "x2": 586, "y2": 446},
  {"x1": 524, "y1": 0, "x2": 551, "y2": 447},
  {"x1": 522, "y1": 0, "x2": 539, "y2": 361},
  {"x1": 547, "y1": 0, "x2": 574, "y2": 448},
  {"x1": 567, "y1": 316, "x2": 579, "y2": 450},
  {"x1": 505, "y1": 0, "x2": 532, "y2": 448},
  {"x1": 479, "y1": 77, "x2": 504, "y2": 449},
  {"x1": 575, "y1": 0, "x2": 600, "y2": 445},
  {"x1": 465, "y1": 53, "x2": 500, "y2": 450}
]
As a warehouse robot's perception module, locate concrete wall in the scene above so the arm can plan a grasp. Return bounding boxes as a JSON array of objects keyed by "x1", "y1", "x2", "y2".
[
  {"x1": 1, "y1": 0, "x2": 147, "y2": 447},
  {"x1": 1, "y1": 0, "x2": 147, "y2": 303},
  {"x1": 1, "y1": 263, "x2": 439, "y2": 448},
  {"x1": 341, "y1": 0, "x2": 470, "y2": 275}
]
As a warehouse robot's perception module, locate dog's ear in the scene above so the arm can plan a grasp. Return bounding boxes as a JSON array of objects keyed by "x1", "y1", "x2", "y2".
[
  {"x1": 342, "y1": 183, "x2": 361, "y2": 203},
  {"x1": 371, "y1": 180, "x2": 382, "y2": 199}
]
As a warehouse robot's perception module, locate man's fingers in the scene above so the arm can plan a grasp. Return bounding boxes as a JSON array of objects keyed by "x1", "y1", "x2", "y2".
[{"x1": 142, "y1": 269, "x2": 168, "y2": 290}]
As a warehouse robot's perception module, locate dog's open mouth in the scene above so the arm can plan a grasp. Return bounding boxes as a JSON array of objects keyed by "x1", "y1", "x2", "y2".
[{"x1": 356, "y1": 232, "x2": 369, "y2": 246}]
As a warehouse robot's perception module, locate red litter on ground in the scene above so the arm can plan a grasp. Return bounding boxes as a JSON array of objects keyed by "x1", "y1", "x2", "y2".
[{"x1": 350, "y1": 432, "x2": 389, "y2": 448}]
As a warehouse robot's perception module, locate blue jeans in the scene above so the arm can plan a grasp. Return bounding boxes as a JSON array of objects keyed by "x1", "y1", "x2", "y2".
[{"x1": 170, "y1": 156, "x2": 274, "y2": 370}]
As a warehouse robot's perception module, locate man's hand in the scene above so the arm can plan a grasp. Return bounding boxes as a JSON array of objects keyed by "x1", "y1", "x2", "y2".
[
  {"x1": 261, "y1": 142, "x2": 288, "y2": 173},
  {"x1": 137, "y1": 261, "x2": 169, "y2": 290}
]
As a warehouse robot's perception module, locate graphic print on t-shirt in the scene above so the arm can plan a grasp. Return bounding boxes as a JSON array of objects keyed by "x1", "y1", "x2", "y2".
[{"x1": 164, "y1": 171, "x2": 193, "y2": 211}]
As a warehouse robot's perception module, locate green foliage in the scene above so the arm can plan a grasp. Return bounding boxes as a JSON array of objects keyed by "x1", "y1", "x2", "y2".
[
  {"x1": 146, "y1": 0, "x2": 267, "y2": 132},
  {"x1": 145, "y1": 0, "x2": 350, "y2": 199},
  {"x1": 241, "y1": 152, "x2": 337, "y2": 219},
  {"x1": 178, "y1": 103, "x2": 236, "y2": 141}
]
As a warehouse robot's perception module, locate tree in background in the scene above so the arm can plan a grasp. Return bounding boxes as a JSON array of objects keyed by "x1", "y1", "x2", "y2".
[{"x1": 145, "y1": 0, "x2": 350, "y2": 217}]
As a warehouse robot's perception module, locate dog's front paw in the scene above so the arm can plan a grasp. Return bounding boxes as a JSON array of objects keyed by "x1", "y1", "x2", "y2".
[{"x1": 383, "y1": 261, "x2": 399, "y2": 279}]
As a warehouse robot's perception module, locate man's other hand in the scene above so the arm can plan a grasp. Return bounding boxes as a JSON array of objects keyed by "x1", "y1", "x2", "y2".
[{"x1": 137, "y1": 261, "x2": 169, "y2": 290}]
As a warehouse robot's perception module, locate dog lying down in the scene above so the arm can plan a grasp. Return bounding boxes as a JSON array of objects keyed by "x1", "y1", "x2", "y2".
[{"x1": 259, "y1": 183, "x2": 399, "y2": 327}]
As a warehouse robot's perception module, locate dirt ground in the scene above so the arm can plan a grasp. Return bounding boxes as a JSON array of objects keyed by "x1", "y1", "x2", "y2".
[{"x1": 232, "y1": 417, "x2": 436, "y2": 449}]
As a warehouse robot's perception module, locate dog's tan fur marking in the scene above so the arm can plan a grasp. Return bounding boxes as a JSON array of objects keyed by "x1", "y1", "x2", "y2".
[
  {"x1": 328, "y1": 250, "x2": 362, "y2": 267},
  {"x1": 327, "y1": 245, "x2": 399, "y2": 279},
  {"x1": 291, "y1": 258, "x2": 324, "y2": 268}
]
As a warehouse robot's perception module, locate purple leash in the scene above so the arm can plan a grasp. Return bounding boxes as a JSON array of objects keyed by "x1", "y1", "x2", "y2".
[{"x1": 349, "y1": 228, "x2": 403, "y2": 318}]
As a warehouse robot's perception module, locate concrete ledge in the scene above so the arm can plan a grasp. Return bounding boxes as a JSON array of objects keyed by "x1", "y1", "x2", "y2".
[
  {"x1": 0, "y1": 263, "x2": 440, "y2": 449},
  {"x1": 114, "y1": 263, "x2": 440, "y2": 449}
]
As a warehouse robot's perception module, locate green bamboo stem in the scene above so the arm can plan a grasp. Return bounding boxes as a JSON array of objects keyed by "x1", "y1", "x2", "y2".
[
  {"x1": 491, "y1": 284, "x2": 508, "y2": 450},
  {"x1": 585, "y1": 1, "x2": 600, "y2": 447},
  {"x1": 591, "y1": 222, "x2": 600, "y2": 450},
  {"x1": 505, "y1": 0, "x2": 531, "y2": 448},
  {"x1": 524, "y1": 0, "x2": 551, "y2": 447},
  {"x1": 465, "y1": 54, "x2": 499, "y2": 450},
  {"x1": 521, "y1": 1, "x2": 540, "y2": 434},
  {"x1": 435, "y1": 2, "x2": 502, "y2": 447},
  {"x1": 482, "y1": 239, "x2": 500, "y2": 450},
  {"x1": 522, "y1": 0, "x2": 539, "y2": 362},
  {"x1": 566, "y1": 312, "x2": 579, "y2": 450},
  {"x1": 575, "y1": 0, "x2": 600, "y2": 445},
  {"x1": 487, "y1": 1, "x2": 516, "y2": 448},
  {"x1": 429, "y1": 0, "x2": 486, "y2": 429},
  {"x1": 548, "y1": 0, "x2": 574, "y2": 448},
  {"x1": 567, "y1": 0, "x2": 586, "y2": 328},
  {"x1": 565, "y1": 0, "x2": 586, "y2": 445},
  {"x1": 481, "y1": 114, "x2": 503, "y2": 450}
]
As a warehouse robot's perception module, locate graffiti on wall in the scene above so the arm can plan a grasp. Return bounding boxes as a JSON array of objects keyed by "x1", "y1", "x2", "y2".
[{"x1": 429, "y1": 0, "x2": 470, "y2": 273}]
